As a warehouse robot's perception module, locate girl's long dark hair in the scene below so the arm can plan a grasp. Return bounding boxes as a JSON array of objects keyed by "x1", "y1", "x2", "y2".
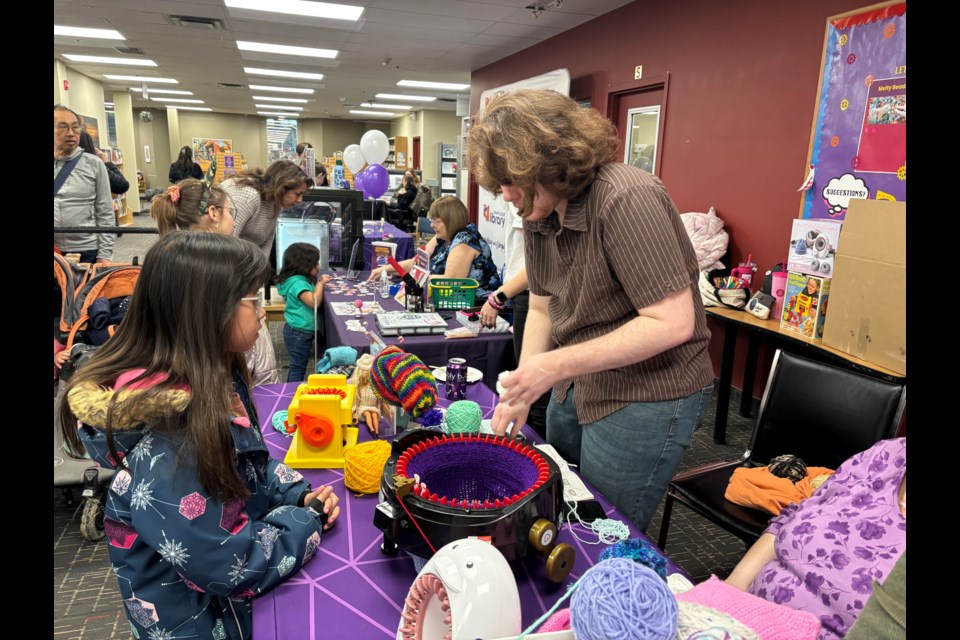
[
  {"x1": 173, "y1": 146, "x2": 195, "y2": 174},
  {"x1": 58, "y1": 232, "x2": 271, "y2": 502},
  {"x1": 278, "y1": 242, "x2": 320, "y2": 285}
]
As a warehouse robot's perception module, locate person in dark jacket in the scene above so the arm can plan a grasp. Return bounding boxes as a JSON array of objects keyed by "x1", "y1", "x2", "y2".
[
  {"x1": 59, "y1": 231, "x2": 341, "y2": 640},
  {"x1": 79, "y1": 130, "x2": 129, "y2": 195},
  {"x1": 169, "y1": 145, "x2": 204, "y2": 183}
]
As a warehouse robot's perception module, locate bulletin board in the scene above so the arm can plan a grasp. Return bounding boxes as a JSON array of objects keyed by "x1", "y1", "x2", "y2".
[
  {"x1": 799, "y1": 2, "x2": 906, "y2": 220},
  {"x1": 192, "y1": 138, "x2": 233, "y2": 163}
]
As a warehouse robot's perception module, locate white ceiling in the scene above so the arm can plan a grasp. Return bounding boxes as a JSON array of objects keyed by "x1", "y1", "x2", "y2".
[{"x1": 54, "y1": 0, "x2": 635, "y2": 122}]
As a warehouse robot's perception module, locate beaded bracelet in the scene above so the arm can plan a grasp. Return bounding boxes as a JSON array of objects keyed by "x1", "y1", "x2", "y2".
[{"x1": 487, "y1": 296, "x2": 505, "y2": 311}]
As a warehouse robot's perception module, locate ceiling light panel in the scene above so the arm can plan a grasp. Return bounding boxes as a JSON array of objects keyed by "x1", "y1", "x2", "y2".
[
  {"x1": 245, "y1": 67, "x2": 324, "y2": 81},
  {"x1": 249, "y1": 84, "x2": 314, "y2": 94},
  {"x1": 237, "y1": 41, "x2": 338, "y2": 59},
  {"x1": 252, "y1": 96, "x2": 308, "y2": 103},
  {"x1": 361, "y1": 103, "x2": 412, "y2": 110},
  {"x1": 225, "y1": 0, "x2": 363, "y2": 21},
  {"x1": 171, "y1": 106, "x2": 212, "y2": 111},
  {"x1": 151, "y1": 98, "x2": 204, "y2": 103},
  {"x1": 64, "y1": 54, "x2": 157, "y2": 66},
  {"x1": 55, "y1": 26, "x2": 124, "y2": 39},
  {"x1": 105, "y1": 75, "x2": 178, "y2": 83},
  {"x1": 349, "y1": 110, "x2": 395, "y2": 116},
  {"x1": 398, "y1": 80, "x2": 469, "y2": 91},
  {"x1": 376, "y1": 93, "x2": 437, "y2": 102},
  {"x1": 129, "y1": 88, "x2": 193, "y2": 95},
  {"x1": 255, "y1": 104, "x2": 303, "y2": 110},
  {"x1": 257, "y1": 111, "x2": 297, "y2": 117}
]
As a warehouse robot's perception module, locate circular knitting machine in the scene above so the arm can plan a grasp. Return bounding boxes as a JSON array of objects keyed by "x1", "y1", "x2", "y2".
[{"x1": 374, "y1": 429, "x2": 575, "y2": 582}]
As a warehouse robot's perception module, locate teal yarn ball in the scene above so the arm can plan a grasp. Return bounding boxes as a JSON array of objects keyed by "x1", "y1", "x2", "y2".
[
  {"x1": 443, "y1": 400, "x2": 482, "y2": 434},
  {"x1": 570, "y1": 558, "x2": 678, "y2": 640}
]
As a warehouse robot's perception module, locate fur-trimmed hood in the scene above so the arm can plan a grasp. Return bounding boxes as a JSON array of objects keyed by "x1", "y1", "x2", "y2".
[{"x1": 67, "y1": 370, "x2": 191, "y2": 431}]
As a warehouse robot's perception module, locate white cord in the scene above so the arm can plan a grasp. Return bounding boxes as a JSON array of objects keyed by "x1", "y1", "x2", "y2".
[{"x1": 561, "y1": 500, "x2": 630, "y2": 545}]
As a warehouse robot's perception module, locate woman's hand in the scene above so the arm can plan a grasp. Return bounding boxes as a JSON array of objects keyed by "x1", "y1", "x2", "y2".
[
  {"x1": 302, "y1": 485, "x2": 341, "y2": 530},
  {"x1": 480, "y1": 299, "x2": 500, "y2": 328},
  {"x1": 368, "y1": 267, "x2": 385, "y2": 282},
  {"x1": 55, "y1": 349, "x2": 72, "y2": 368}
]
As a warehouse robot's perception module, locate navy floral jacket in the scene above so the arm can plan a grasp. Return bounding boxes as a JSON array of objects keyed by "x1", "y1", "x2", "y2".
[{"x1": 68, "y1": 369, "x2": 322, "y2": 640}]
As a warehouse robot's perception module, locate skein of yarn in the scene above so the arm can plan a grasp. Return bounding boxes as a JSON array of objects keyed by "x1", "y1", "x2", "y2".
[
  {"x1": 599, "y1": 538, "x2": 669, "y2": 581},
  {"x1": 343, "y1": 440, "x2": 392, "y2": 494},
  {"x1": 570, "y1": 558, "x2": 678, "y2": 640},
  {"x1": 443, "y1": 400, "x2": 482, "y2": 434}
]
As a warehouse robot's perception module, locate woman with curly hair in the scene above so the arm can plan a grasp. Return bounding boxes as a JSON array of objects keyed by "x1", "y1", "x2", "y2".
[
  {"x1": 469, "y1": 89, "x2": 713, "y2": 532},
  {"x1": 220, "y1": 160, "x2": 310, "y2": 257}
]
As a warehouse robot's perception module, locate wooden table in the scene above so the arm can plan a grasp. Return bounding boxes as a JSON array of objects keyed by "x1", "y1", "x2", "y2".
[{"x1": 705, "y1": 306, "x2": 906, "y2": 445}]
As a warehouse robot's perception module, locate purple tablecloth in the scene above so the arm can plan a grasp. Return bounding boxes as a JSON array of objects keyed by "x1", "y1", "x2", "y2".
[
  {"x1": 251, "y1": 381, "x2": 683, "y2": 640},
  {"x1": 362, "y1": 221, "x2": 415, "y2": 271},
  {"x1": 322, "y1": 279, "x2": 515, "y2": 388}
]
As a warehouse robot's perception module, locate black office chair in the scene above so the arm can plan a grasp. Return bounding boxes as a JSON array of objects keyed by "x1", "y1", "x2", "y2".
[{"x1": 657, "y1": 349, "x2": 905, "y2": 551}]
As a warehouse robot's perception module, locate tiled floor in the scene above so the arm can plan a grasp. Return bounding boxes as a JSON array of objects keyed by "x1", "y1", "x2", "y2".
[{"x1": 54, "y1": 215, "x2": 757, "y2": 638}]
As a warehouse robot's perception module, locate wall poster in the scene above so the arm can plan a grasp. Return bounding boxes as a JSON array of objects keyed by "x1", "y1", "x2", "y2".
[
  {"x1": 800, "y1": 2, "x2": 906, "y2": 220},
  {"x1": 193, "y1": 138, "x2": 234, "y2": 163}
]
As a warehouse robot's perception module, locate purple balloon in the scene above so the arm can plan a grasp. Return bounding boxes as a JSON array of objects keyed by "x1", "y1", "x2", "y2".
[
  {"x1": 362, "y1": 164, "x2": 389, "y2": 199},
  {"x1": 353, "y1": 171, "x2": 364, "y2": 193}
]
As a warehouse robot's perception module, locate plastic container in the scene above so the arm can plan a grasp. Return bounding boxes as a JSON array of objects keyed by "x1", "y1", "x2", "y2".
[
  {"x1": 428, "y1": 278, "x2": 479, "y2": 310},
  {"x1": 771, "y1": 271, "x2": 788, "y2": 320}
]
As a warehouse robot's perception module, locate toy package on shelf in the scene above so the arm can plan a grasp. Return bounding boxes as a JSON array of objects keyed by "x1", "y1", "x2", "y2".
[
  {"x1": 780, "y1": 271, "x2": 831, "y2": 340},
  {"x1": 787, "y1": 218, "x2": 843, "y2": 277}
]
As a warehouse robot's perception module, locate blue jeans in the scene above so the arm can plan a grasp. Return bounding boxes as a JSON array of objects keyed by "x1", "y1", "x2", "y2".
[
  {"x1": 546, "y1": 383, "x2": 714, "y2": 532},
  {"x1": 283, "y1": 324, "x2": 315, "y2": 383}
]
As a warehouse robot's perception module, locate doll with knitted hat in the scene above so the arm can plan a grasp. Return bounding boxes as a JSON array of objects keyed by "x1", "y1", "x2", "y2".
[
  {"x1": 352, "y1": 347, "x2": 438, "y2": 435},
  {"x1": 352, "y1": 353, "x2": 381, "y2": 434}
]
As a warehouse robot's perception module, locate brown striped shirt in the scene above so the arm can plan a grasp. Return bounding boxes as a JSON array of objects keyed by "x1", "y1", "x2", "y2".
[{"x1": 524, "y1": 163, "x2": 713, "y2": 423}]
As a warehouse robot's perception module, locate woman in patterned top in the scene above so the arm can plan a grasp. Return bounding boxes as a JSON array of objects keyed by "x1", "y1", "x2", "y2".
[
  {"x1": 726, "y1": 438, "x2": 906, "y2": 639},
  {"x1": 58, "y1": 232, "x2": 340, "y2": 639},
  {"x1": 369, "y1": 195, "x2": 502, "y2": 299}
]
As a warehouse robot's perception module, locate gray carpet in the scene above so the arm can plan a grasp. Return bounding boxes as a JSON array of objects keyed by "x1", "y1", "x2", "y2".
[{"x1": 54, "y1": 216, "x2": 757, "y2": 638}]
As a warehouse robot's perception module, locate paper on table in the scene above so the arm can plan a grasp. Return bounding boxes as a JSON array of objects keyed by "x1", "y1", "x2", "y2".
[{"x1": 535, "y1": 444, "x2": 595, "y2": 502}]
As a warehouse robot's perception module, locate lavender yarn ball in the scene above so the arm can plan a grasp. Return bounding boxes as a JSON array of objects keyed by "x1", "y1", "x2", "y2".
[
  {"x1": 570, "y1": 558, "x2": 678, "y2": 640},
  {"x1": 599, "y1": 538, "x2": 668, "y2": 581}
]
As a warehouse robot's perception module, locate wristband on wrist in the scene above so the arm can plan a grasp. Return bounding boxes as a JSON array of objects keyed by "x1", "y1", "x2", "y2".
[
  {"x1": 487, "y1": 296, "x2": 504, "y2": 311},
  {"x1": 305, "y1": 498, "x2": 330, "y2": 529}
]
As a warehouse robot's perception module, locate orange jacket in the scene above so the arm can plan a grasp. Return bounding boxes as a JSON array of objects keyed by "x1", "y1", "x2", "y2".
[{"x1": 725, "y1": 466, "x2": 834, "y2": 515}]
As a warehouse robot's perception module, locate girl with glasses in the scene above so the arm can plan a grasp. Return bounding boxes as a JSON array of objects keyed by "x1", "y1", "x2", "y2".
[{"x1": 58, "y1": 232, "x2": 340, "y2": 640}]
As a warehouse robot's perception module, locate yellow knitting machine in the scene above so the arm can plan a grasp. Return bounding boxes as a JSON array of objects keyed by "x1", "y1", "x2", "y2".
[{"x1": 284, "y1": 374, "x2": 359, "y2": 469}]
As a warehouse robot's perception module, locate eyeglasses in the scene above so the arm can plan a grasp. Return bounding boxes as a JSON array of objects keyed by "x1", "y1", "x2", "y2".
[
  {"x1": 241, "y1": 291, "x2": 264, "y2": 311},
  {"x1": 56, "y1": 123, "x2": 82, "y2": 134},
  {"x1": 429, "y1": 218, "x2": 442, "y2": 226}
]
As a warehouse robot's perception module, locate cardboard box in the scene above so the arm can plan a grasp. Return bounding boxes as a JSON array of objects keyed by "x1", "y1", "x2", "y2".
[
  {"x1": 787, "y1": 218, "x2": 843, "y2": 277},
  {"x1": 780, "y1": 271, "x2": 831, "y2": 339},
  {"x1": 821, "y1": 200, "x2": 906, "y2": 374}
]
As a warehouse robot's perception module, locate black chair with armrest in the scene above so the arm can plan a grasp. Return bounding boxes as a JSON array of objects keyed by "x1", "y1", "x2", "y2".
[{"x1": 657, "y1": 349, "x2": 906, "y2": 551}]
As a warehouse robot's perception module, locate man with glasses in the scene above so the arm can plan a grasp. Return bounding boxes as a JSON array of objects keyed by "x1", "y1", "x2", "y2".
[{"x1": 54, "y1": 104, "x2": 115, "y2": 263}]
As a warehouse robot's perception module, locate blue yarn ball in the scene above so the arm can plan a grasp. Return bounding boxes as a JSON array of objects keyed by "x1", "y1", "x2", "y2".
[
  {"x1": 599, "y1": 538, "x2": 668, "y2": 581},
  {"x1": 570, "y1": 558, "x2": 678, "y2": 640}
]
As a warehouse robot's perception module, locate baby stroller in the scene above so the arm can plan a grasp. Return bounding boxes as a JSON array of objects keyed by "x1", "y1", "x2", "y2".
[{"x1": 53, "y1": 252, "x2": 141, "y2": 541}]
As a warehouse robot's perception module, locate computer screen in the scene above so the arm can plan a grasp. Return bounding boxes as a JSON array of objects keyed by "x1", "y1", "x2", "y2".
[{"x1": 299, "y1": 188, "x2": 364, "y2": 271}]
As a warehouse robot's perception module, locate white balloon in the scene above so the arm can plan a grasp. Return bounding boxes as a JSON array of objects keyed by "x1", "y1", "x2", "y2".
[
  {"x1": 360, "y1": 129, "x2": 389, "y2": 165},
  {"x1": 343, "y1": 144, "x2": 366, "y2": 175}
]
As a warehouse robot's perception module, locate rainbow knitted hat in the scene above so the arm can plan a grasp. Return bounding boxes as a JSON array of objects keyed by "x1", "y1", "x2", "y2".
[{"x1": 370, "y1": 346, "x2": 438, "y2": 418}]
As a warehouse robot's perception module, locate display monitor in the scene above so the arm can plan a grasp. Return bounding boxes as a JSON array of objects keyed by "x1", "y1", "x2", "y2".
[{"x1": 294, "y1": 187, "x2": 364, "y2": 271}]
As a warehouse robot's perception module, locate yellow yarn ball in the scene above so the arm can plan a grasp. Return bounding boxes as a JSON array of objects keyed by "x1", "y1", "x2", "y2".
[{"x1": 344, "y1": 440, "x2": 392, "y2": 494}]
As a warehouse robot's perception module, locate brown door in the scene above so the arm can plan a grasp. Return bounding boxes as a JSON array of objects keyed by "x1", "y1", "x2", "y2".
[
  {"x1": 607, "y1": 77, "x2": 668, "y2": 176},
  {"x1": 413, "y1": 136, "x2": 421, "y2": 170}
]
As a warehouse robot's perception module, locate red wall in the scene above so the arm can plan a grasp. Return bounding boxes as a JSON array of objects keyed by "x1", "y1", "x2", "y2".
[{"x1": 470, "y1": 0, "x2": 869, "y2": 399}]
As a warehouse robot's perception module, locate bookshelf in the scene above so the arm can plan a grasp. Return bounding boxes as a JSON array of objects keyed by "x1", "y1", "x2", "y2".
[
  {"x1": 386, "y1": 137, "x2": 408, "y2": 171},
  {"x1": 438, "y1": 142, "x2": 458, "y2": 199}
]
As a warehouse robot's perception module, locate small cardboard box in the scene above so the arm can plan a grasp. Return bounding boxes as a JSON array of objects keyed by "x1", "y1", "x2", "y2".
[
  {"x1": 780, "y1": 271, "x2": 831, "y2": 339},
  {"x1": 787, "y1": 218, "x2": 843, "y2": 277},
  {"x1": 821, "y1": 200, "x2": 906, "y2": 374}
]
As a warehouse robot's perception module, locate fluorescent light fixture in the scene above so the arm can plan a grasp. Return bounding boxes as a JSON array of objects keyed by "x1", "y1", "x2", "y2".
[
  {"x1": 249, "y1": 84, "x2": 314, "y2": 94},
  {"x1": 252, "y1": 95, "x2": 307, "y2": 103},
  {"x1": 349, "y1": 110, "x2": 395, "y2": 116},
  {"x1": 257, "y1": 111, "x2": 296, "y2": 117},
  {"x1": 130, "y1": 87, "x2": 193, "y2": 95},
  {"x1": 105, "y1": 75, "x2": 178, "y2": 83},
  {"x1": 171, "y1": 106, "x2": 212, "y2": 112},
  {"x1": 255, "y1": 104, "x2": 303, "y2": 111},
  {"x1": 55, "y1": 25, "x2": 124, "y2": 39},
  {"x1": 105, "y1": 102, "x2": 114, "y2": 109},
  {"x1": 245, "y1": 67, "x2": 324, "y2": 81},
  {"x1": 237, "y1": 41, "x2": 337, "y2": 59},
  {"x1": 398, "y1": 80, "x2": 469, "y2": 91},
  {"x1": 376, "y1": 92, "x2": 437, "y2": 102},
  {"x1": 361, "y1": 102, "x2": 412, "y2": 110},
  {"x1": 151, "y1": 98, "x2": 205, "y2": 104},
  {"x1": 64, "y1": 54, "x2": 157, "y2": 66},
  {"x1": 225, "y1": 0, "x2": 363, "y2": 21}
]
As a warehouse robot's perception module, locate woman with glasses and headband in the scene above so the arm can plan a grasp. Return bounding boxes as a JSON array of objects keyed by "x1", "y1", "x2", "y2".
[
  {"x1": 368, "y1": 196, "x2": 502, "y2": 300},
  {"x1": 151, "y1": 171, "x2": 281, "y2": 386},
  {"x1": 53, "y1": 104, "x2": 115, "y2": 264},
  {"x1": 59, "y1": 231, "x2": 341, "y2": 640}
]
